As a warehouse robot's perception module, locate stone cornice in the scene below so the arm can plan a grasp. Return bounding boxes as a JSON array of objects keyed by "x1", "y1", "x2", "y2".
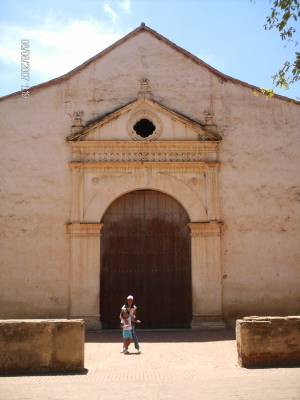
[
  {"x1": 69, "y1": 161, "x2": 220, "y2": 172},
  {"x1": 66, "y1": 223, "x2": 103, "y2": 237},
  {"x1": 188, "y1": 222, "x2": 222, "y2": 237}
]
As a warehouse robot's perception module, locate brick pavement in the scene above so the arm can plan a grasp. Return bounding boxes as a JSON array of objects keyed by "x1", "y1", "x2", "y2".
[{"x1": 0, "y1": 330, "x2": 299, "y2": 400}]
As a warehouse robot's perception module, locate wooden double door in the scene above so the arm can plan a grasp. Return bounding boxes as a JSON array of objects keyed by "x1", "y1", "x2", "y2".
[{"x1": 100, "y1": 190, "x2": 192, "y2": 328}]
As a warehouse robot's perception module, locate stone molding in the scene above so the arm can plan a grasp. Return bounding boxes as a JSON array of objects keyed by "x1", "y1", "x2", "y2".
[
  {"x1": 67, "y1": 98, "x2": 221, "y2": 142},
  {"x1": 188, "y1": 221, "x2": 222, "y2": 237},
  {"x1": 69, "y1": 140, "x2": 219, "y2": 163},
  {"x1": 66, "y1": 223, "x2": 103, "y2": 237},
  {"x1": 69, "y1": 161, "x2": 219, "y2": 172}
]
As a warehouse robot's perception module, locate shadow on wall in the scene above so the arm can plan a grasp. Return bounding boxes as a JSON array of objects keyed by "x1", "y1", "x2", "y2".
[{"x1": 85, "y1": 329, "x2": 235, "y2": 343}]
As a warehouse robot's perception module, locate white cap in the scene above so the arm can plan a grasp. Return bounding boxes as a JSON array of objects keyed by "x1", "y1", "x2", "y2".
[{"x1": 127, "y1": 295, "x2": 134, "y2": 300}]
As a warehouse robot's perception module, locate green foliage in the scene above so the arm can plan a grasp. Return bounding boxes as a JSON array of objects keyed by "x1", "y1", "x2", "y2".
[
  {"x1": 252, "y1": 88, "x2": 275, "y2": 98},
  {"x1": 264, "y1": 0, "x2": 300, "y2": 89},
  {"x1": 259, "y1": 88, "x2": 275, "y2": 97}
]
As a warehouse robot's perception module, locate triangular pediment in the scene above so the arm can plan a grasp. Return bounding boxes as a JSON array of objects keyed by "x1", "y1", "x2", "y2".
[{"x1": 67, "y1": 97, "x2": 220, "y2": 142}]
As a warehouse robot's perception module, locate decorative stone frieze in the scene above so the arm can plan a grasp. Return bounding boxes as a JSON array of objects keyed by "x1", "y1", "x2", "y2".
[{"x1": 69, "y1": 140, "x2": 219, "y2": 163}]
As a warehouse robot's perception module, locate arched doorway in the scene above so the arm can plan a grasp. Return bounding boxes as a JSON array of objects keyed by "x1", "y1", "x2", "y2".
[{"x1": 100, "y1": 189, "x2": 192, "y2": 328}]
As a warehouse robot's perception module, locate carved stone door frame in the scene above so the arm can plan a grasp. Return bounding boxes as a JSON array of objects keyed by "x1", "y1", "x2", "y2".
[{"x1": 66, "y1": 141, "x2": 225, "y2": 329}]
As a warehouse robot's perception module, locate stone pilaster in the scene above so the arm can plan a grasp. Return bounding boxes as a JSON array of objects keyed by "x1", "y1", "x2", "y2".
[
  {"x1": 205, "y1": 163, "x2": 220, "y2": 221},
  {"x1": 67, "y1": 223, "x2": 103, "y2": 330},
  {"x1": 70, "y1": 168, "x2": 84, "y2": 222},
  {"x1": 188, "y1": 222, "x2": 226, "y2": 329}
]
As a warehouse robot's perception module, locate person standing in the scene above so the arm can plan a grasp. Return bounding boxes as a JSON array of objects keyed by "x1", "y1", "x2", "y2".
[
  {"x1": 120, "y1": 308, "x2": 133, "y2": 354},
  {"x1": 120, "y1": 295, "x2": 141, "y2": 354}
]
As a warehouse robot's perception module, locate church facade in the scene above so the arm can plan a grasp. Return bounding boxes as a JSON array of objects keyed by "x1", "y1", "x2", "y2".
[{"x1": 0, "y1": 24, "x2": 299, "y2": 329}]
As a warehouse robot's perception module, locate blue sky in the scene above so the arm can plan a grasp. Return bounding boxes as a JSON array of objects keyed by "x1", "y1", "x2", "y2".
[{"x1": 0, "y1": 0, "x2": 299, "y2": 100}]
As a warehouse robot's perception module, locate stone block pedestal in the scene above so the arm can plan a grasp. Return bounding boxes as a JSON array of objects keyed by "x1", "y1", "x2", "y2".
[
  {"x1": 0, "y1": 319, "x2": 85, "y2": 374},
  {"x1": 236, "y1": 316, "x2": 300, "y2": 367}
]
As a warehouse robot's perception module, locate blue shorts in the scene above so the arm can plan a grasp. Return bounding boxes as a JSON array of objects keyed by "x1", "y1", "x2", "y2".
[{"x1": 123, "y1": 330, "x2": 133, "y2": 340}]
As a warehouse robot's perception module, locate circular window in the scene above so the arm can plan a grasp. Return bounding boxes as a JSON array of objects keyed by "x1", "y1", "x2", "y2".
[
  {"x1": 133, "y1": 118, "x2": 156, "y2": 138},
  {"x1": 127, "y1": 109, "x2": 162, "y2": 140}
]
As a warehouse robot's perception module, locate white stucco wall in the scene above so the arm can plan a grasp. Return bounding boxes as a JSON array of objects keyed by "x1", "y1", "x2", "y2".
[{"x1": 0, "y1": 28, "x2": 299, "y2": 320}]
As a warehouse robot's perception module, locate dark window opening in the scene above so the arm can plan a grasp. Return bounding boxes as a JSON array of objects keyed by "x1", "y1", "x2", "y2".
[{"x1": 133, "y1": 118, "x2": 156, "y2": 138}]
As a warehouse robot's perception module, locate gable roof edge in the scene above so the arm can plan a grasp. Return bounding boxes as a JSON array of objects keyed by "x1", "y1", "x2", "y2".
[{"x1": 0, "y1": 23, "x2": 299, "y2": 105}]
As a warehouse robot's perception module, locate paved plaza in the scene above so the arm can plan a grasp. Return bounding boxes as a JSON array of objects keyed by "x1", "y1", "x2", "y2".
[{"x1": 0, "y1": 329, "x2": 299, "y2": 400}]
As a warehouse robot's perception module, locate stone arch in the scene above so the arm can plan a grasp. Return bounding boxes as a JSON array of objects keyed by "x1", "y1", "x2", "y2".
[
  {"x1": 100, "y1": 187, "x2": 191, "y2": 223},
  {"x1": 83, "y1": 170, "x2": 207, "y2": 222}
]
